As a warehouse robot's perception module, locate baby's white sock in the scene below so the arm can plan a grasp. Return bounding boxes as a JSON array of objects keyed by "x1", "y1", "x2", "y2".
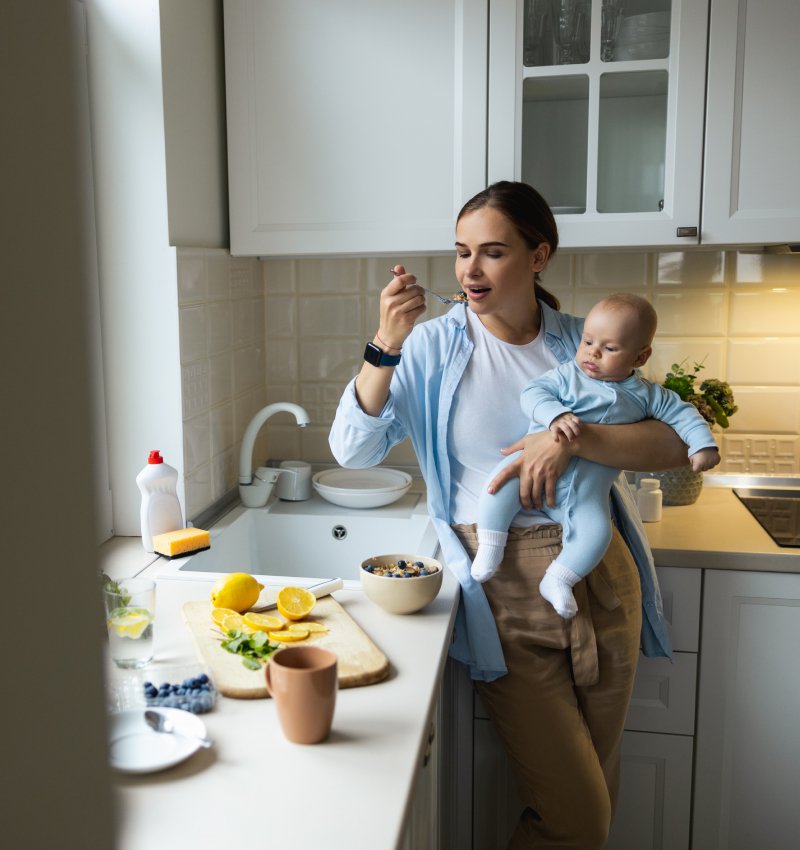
[
  {"x1": 470, "y1": 529, "x2": 509, "y2": 583},
  {"x1": 539, "y1": 560, "x2": 582, "y2": 619}
]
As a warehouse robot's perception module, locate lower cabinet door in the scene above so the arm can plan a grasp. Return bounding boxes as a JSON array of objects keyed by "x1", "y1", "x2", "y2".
[
  {"x1": 473, "y1": 717, "x2": 524, "y2": 850},
  {"x1": 693, "y1": 569, "x2": 800, "y2": 850},
  {"x1": 609, "y1": 731, "x2": 693, "y2": 850}
]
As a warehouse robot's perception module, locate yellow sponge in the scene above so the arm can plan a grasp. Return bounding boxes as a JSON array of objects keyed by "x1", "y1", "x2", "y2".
[{"x1": 152, "y1": 527, "x2": 210, "y2": 558}]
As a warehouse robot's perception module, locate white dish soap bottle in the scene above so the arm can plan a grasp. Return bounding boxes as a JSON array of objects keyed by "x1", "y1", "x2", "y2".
[
  {"x1": 636, "y1": 477, "x2": 663, "y2": 523},
  {"x1": 136, "y1": 450, "x2": 184, "y2": 551}
]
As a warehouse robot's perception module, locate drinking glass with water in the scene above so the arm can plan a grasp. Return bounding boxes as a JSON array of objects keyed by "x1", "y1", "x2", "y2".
[{"x1": 103, "y1": 577, "x2": 156, "y2": 669}]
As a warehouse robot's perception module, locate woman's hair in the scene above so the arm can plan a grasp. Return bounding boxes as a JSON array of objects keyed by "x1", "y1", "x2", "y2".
[{"x1": 457, "y1": 181, "x2": 560, "y2": 310}]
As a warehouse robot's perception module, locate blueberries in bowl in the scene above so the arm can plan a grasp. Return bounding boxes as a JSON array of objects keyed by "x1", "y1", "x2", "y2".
[{"x1": 142, "y1": 673, "x2": 215, "y2": 714}]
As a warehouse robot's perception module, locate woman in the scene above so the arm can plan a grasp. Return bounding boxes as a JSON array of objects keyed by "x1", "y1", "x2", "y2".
[{"x1": 330, "y1": 182, "x2": 686, "y2": 848}]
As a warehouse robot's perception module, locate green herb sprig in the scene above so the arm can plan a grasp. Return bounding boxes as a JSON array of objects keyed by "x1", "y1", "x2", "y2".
[
  {"x1": 101, "y1": 573, "x2": 131, "y2": 608},
  {"x1": 220, "y1": 629, "x2": 280, "y2": 670}
]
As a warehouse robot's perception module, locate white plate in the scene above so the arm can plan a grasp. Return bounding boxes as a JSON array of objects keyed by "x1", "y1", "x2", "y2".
[
  {"x1": 108, "y1": 708, "x2": 209, "y2": 774},
  {"x1": 312, "y1": 468, "x2": 412, "y2": 509}
]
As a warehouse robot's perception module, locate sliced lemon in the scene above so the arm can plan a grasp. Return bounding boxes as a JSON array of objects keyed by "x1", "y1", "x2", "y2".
[
  {"x1": 107, "y1": 607, "x2": 151, "y2": 639},
  {"x1": 210, "y1": 572, "x2": 264, "y2": 613},
  {"x1": 243, "y1": 612, "x2": 285, "y2": 633},
  {"x1": 211, "y1": 607, "x2": 240, "y2": 626},
  {"x1": 220, "y1": 612, "x2": 252, "y2": 633},
  {"x1": 275, "y1": 586, "x2": 316, "y2": 621},
  {"x1": 268, "y1": 629, "x2": 309, "y2": 642},
  {"x1": 288, "y1": 621, "x2": 327, "y2": 634}
]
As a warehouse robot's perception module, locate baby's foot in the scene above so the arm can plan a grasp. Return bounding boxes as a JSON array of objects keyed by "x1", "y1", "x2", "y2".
[
  {"x1": 470, "y1": 529, "x2": 508, "y2": 583},
  {"x1": 539, "y1": 561, "x2": 582, "y2": 619}
]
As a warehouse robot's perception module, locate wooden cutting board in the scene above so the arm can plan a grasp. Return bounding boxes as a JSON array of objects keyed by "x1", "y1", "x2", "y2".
[{"x1": 182, "y1": 597, "x2": 389, "y2": 699}]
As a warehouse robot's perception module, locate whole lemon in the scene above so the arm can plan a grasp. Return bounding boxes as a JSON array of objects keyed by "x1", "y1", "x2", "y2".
[{"x1": 210, "y1": 572, "x2": 264, "y2": 613}]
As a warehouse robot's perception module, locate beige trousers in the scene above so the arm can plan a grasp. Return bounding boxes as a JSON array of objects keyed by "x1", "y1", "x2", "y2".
[{"x1": 454, "y1": 523, "x2": 642, "y2": 850}]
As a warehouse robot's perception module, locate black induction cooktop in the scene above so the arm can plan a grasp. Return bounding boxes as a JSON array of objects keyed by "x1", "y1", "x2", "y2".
[{"x1": 733, "y1": 488, "x2": 800, "y2": 548}]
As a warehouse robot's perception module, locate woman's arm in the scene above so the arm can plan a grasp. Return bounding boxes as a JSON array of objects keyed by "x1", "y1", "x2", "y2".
[
  {"x1": 355, "y1": 266, "x2": 426, "y2": 416},
  {"x1": 490, "y1": 420, "x2": 688, "y2": 510}
]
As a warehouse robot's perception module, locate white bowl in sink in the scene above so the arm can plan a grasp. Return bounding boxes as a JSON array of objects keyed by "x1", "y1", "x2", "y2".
[{"x1": 312, "y1": 468, "x2": 412, "y2": 509}]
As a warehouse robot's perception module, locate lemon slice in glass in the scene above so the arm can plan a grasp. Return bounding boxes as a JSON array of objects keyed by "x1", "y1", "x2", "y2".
[{"x1": 107, "y1": 607, "x2": 151, "y2": 639}]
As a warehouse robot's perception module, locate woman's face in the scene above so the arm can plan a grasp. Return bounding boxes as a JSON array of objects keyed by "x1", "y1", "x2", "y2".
[{"x1": 454, "y1": 206, "x2": 549, "y2": 320}]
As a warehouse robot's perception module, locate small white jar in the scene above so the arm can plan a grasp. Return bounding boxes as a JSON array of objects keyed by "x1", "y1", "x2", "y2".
[{"x1": 637, "y1": 477, "x2": 663, "y2": 523}]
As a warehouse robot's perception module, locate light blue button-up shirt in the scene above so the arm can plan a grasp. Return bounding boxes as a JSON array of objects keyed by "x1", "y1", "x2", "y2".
[{"x1": 329, "y1": 301, "x2": 672, "y2": 681}]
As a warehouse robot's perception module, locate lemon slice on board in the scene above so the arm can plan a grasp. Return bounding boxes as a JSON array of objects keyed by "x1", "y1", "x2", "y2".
[
  {"x1": 220, "y1": 612, "x2": 254, "y2": 634},
  {"x1": 288, "y1": 621, "x2": 327, "y2": 634},
  {"x1": 268, "y1": 629, "x2": 309, "y2": 642},
  {"x1": 211, "y1": 607, "x2": 240, "y2": 627},
  {"x1": 275, "y1": 586, "x2": 316, "y2": 621},
  {"x1": 243, "y1": 612, "x2": 286, "y2": 633}
]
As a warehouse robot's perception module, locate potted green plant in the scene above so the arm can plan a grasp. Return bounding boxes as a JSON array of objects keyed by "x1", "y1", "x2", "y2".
[{"x1": 648, "y1": 360, "x2": 738, "y2": 505}]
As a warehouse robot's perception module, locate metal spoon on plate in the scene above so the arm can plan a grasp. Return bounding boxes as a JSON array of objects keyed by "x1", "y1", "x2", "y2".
[{"x1": 144, "y1": 710, "x2": 214, "y2": 748}]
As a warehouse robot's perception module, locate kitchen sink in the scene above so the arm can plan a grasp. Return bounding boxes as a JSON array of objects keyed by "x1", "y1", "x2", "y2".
[{"x1": 157, "y1": 490, "x2": 439, "y2": 586}]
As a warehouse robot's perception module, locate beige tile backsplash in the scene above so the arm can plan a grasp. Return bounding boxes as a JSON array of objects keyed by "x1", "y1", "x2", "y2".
[{"x1": 178, "y1": 247, "x2": 800, "y2": 519}]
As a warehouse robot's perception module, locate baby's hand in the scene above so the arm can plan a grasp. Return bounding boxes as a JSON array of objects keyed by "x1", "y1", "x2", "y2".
[
  {"x1": 550, "y1": 413, "x2": 581, "y2": 443},
  {"x1": 689, "y1": 447, "x2": 721, "y2": 472}
]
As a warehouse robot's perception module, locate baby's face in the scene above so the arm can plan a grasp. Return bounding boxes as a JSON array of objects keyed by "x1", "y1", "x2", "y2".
[{"x1": 577, "y1": 305, "x2": 650, "y2": 382}]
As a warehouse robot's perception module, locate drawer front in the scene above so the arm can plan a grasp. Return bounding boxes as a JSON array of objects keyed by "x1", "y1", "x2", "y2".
[
  {"x1": 656, "y1": 567, "x2": 701, "y2": 653},
  {"x1": 626, "y1": 652, "x2": 697, "y2": 736}
]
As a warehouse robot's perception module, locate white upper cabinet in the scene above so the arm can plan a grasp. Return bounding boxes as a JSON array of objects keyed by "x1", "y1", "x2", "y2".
[
  {"x1": 701, "y1": 0, "x2": 800, "y2": 246},
  {"x1": 224, "y1": 0, "x2": 488, "y2": 257},
  {"x1": 487, "y1": 0, "x2": 710, "y2": 249}
]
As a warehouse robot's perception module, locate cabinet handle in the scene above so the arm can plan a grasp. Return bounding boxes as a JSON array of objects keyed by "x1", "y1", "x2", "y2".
[{"x1": 676, "y1": 226, "x2": 698, "y2": 237}]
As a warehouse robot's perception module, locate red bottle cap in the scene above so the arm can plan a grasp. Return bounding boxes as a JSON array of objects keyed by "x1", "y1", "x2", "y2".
[{"x1": 148, "y1": 450, "x2": 164, "y2": 464}]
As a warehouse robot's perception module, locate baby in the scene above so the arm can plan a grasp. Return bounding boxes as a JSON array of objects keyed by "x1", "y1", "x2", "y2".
[{"x1": 470, "y1": 293, "x2": 720, "y2": 618}]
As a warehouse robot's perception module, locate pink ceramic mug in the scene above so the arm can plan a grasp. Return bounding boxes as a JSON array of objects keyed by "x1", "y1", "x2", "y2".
[{"x1": 264, "y1": 646, "x2": 338, "y2": 744}]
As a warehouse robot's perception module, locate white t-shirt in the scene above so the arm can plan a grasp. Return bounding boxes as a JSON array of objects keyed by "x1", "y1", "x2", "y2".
[{"x1": 448, "y1": 308, "x2": 560, "y2": 526}]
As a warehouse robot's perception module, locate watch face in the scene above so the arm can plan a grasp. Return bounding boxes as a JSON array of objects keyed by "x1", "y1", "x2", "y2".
[
  {"x1": 364, "y1": 342, "x2": 400, "y2": 367},
  {"x1": 364, "y1": 342, "x2": 382, "y2": 366}
]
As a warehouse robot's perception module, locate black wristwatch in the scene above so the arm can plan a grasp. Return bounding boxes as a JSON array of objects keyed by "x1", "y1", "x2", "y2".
[{"x1": 364, "y1": 341, "x2": 401, "y2": 368}]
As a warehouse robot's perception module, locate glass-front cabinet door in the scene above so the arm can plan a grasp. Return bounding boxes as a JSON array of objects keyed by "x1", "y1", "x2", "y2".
[{"x1": 488, "y1": 0, "x2": 709, "y2": 249}]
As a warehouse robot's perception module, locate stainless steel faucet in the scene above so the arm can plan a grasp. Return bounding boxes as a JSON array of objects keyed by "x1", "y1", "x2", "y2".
[{"x1": 238, "y1": 403, "x2": 310, "y2": 507}]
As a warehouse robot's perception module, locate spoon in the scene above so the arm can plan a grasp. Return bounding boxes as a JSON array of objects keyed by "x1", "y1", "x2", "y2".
[
  {"x1": 389, "y1": 268, "x2": 465, "y2": 305},
  {"x1": 144, "y1": 710, "x2": 214, "y2": 748}
]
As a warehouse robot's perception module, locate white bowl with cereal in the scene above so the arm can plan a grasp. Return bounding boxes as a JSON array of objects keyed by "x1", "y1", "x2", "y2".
[{"x1": 359, "y1": 554, "x2": 444, "y2": 614}]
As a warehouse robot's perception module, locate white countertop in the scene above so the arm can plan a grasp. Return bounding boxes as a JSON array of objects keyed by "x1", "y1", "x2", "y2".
[
  {"x1": 106, "y1": 479, "x2": 798, "y2": 850},
  {"x1": 644, "y1": 484, "x2": 800, "y2": 572},
  {"x1": 110, "y1": 561, "x2": 460, "y2": 850}
]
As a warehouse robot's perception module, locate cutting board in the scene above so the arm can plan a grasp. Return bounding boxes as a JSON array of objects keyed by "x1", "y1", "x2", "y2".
[{"x1": 182, "y1": 596, "x2": 389, "y2": 699}]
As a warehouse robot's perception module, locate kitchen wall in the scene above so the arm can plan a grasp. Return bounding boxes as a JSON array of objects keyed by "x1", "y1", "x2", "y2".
[{"x1": 178, "y1": 247, "x2": 800, "y2": 520}]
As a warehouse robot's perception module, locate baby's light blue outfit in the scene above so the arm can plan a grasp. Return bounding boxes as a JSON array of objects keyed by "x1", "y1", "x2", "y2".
[
  {"x1": 330, "y1": 301, "x2": 674, "y2": 681},
  {"x1": 478, "y1": 359, "x2": 718, "y2": 579}
]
